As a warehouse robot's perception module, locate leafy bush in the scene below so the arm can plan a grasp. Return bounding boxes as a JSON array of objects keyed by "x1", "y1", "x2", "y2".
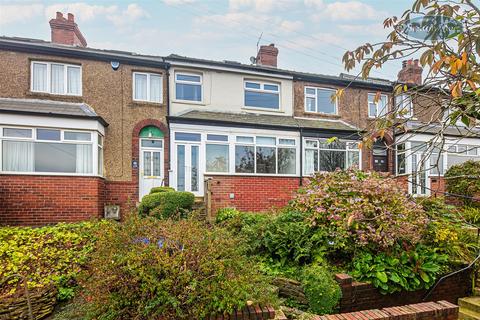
[
  {"x1": 445, "y1": 160, "x2": 480, "y2": 206},
  {"x1": 351, "y1": 245, "x2": 448, "y2": 294},
  {"x1": 291, "y1": 169, "x2": 428, "y2": 252},
  {"x1": 215, "y1": 207, "x2": 241, "y2": 223},
  {"x1": 138, "y1": 191, "x2": 195, "y2": 219},
  {"x1": 150, "y1": 186, "x2": 175, "y2": 194},
  {"x1": 0, "y1": 221, "x2": 104, "y2": 300},
  {"x1": 462, "y1": 206, "x2": 480, "y2": 226},
  {"x1": 81, "y1": 214, "x2": 276, "y2": 319},
  {"x1": 301, "y1": 264, "x2": 341, "y2": 315}
]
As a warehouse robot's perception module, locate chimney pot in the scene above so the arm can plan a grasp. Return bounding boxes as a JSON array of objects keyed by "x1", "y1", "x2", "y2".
[
  {"x1": 49, "y1": 12, "x2": 87, "y2": 47},
  {"x1": 56, "y1": 12, "x2": 63, "y2": 19},
  {"x1": 67, "y1": 13, "x2": 74, "y2": 22},
  {"x1": 256, "y1": 43, "x2": 279, "y2": 67},
  {"x1": 398, "y1": 59, "x2": 423, "y2": 86}
]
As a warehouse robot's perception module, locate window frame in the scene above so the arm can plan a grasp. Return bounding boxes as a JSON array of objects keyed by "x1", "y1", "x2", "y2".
[
  {"x1": 132, "y1": 72, "x2": 163, "y2": 103},
  {"x1": 304, "y1": 86, "x2": 338, "y2": 115},
  {"x1": 30, "y1": 61, "x2": 82, "y2": 96},
  {"x1": 368, "y1": 93, "x2": 389, "y2": 118},
  {"x1": 0, "y1": 125, "x2": 103, "y2": 176},
  {"x1": 243, "y1": 80, "x2": 281, "y2": 111},
  {"x1": 395, "y1": 93, "x2": 413, "y2": 118},
  {"x1": 174, "y1": 71, "x2": 203, "y2": 103}
]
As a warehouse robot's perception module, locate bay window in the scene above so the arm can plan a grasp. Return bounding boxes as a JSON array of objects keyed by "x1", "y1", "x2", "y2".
[
  {"x1": 206, "y1": 134, "x2": 229, "y2": 173},
  {"x1": 244, "y1": 81, "x2": 280, "y2": 110},
  {"x1": 305, "y1": 87, "x2": 337, "y2": 114},
  {"x1": 1, "y1": 126, "x2": 103, "y2": 175},
  {"x1": 133, "y1": 72, "x2": 162, "y2": 103},
  {"x1": 31, "y1": 61, "x2": 81, "y2": 96},
  {"x1": 304, "y1": 138, "x2": 360, "y2": 175}
]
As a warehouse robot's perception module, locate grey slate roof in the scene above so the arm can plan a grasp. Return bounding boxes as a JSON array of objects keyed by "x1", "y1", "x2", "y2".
[
  {"x1": 0, "y1": 98, "x2": 108, "y2": 126},
  {"x1": 397, "y1": 120, "x2": 480, "y2": 137},
  {"x1": 169, "y1": 110, "x2": 359, "y2": 132}
]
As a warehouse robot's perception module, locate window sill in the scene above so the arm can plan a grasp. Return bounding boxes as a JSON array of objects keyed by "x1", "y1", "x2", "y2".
[
  {"x1": 172, "y1": 99, "x2": 205, "y2": 106},
  {"x1": 303, "y1": 111, "x2": 341, "y2": 118},
  {"x1": 242, "y1": 107, "x2": 284, "y2": 113},
  {"x1": 0, "y1": 171, "x2": 105, "y2": 178},
  {"x1": 27, "y1": 91, "x2": 83, "y2": 102},
  {"x1": 130, "y1": 100, "x2": 165, "y2": 108}
]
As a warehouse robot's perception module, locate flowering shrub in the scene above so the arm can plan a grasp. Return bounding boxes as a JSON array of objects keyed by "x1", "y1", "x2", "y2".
[{"x1": 291, "y1": 169, "x2": 428, "y2": 252}]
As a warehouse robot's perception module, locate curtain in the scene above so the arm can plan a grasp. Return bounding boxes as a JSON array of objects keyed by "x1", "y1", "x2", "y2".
[
  {"x1": 32, "y1": 63, "x2": 47, "y2": 92},
  {"x1": 304, "y1": 149, "x2": 316, "y2": 175},
  {"x1": 76, "y1": 144, "x2": 92, "y2": 174},
  {"x1": 135, "y1": 74, "x2": 147, "y2": 100},
  {"x1": 150, "y1": 75, "x2": 161, "y2": 102},
  {"x1": 51, "y1": 64, "x2": 64, "y2": 94},
  {"x1": 2, "y1": 141, "x2": 34, "y2": 172},
  {"x1": 67, "y1": 66, "x2": 81, "y2": 95}
]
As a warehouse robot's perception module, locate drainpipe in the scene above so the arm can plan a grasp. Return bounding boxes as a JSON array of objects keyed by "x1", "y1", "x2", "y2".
[
  {"x1": 164, "y1": 62, "x2": 171, "y2": 186},
  {"x1": 299, "y1": 127, "x2": 303, "y2": 186}
]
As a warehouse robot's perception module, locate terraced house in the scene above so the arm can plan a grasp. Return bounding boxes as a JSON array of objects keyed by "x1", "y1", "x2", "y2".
[{"x1": 2, "y1": 12, "x2": 480, "y2": 225}]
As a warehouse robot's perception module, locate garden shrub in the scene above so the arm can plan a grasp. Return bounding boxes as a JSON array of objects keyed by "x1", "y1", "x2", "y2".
[
  {"x1": 81, "y1": 214, "x2": 277, "y2": 319},
  {"x1": 138, "y1": 191, "x2": 195, "y2": 219},
  {"x1": 0, "y1": 221, "x2": 104, "y2": 300},
  {"x1": 301, "y1": 264, "x2": 341, "y2": 315},
  {"x1": 351, "y1": 245, "x2": 448, "y2": 294},
  {"x1": 150, "y1": 186, "x2": 175, "y2": 194},
  {"x1": 445, "y1": 160, "x2": 480, "y2": 206},
  {"x1": 291, "y1": 169, "x2": 428, "y2": 253},
  {"x1": 462, "y1": 206, "x2": 480, "y2": 226},
  {"x1": 215, "y1": 207, "x2": 241, "y2": 223}
]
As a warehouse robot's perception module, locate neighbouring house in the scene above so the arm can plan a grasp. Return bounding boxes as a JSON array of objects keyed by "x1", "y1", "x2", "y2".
[{"x1": 1, "y1": 12, "x2": 479, "y2": 225}]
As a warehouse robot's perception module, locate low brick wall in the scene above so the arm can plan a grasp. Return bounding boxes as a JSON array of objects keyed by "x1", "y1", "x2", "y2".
[
  {"x1": 336, "y1": 271, "x2": 471, "y2": 313},
  {"x1": 317, "y1": 300, "x2": 458, "y2": 320},
  {"x1": 211, "y1": 304, "x2": 276, "y2": 320}
]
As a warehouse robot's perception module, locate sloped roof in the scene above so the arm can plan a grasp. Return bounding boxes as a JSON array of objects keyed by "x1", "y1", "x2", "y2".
[{"x1": 396, "y1": 120, "x2": 480, "y2": 137}]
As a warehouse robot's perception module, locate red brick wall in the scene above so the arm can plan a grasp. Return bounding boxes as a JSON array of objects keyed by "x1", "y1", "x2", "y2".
[
  {"x1": 206, "y1": 175, "x2": 301, "y2": 213},
  {"x1": 0, "y1": 175, "x2": 105, "y2": 226}
]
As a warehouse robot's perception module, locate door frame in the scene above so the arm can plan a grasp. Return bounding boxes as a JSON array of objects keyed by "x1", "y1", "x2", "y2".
[{"x1": 139, "y1": 138, "x2": 164, "y2": 200}]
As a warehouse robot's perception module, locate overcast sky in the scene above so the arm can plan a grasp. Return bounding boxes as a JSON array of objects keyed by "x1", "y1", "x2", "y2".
[{"x1": 0, "y1": 1, "x2": 414, "y2": 80}]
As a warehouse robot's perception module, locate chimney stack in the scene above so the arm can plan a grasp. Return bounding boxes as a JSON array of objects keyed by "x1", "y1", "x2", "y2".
[
  {"x1": 397, "y1": 59, "x2": 422, "y2": 86},
  {"x1": 256, "y1": 44, "x2": 279, "y2": 67},
  {"x1": 49, "y1": 12, "x2": 87, "y2": 47}
]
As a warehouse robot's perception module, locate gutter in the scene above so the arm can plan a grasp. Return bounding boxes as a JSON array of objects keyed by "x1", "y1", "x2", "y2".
[{"x1": 0, "y1": 109, "x2": 109, "y2": 127}]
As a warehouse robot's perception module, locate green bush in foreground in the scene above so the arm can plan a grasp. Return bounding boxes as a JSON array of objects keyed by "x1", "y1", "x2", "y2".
[
  {"x1": 445, "y1": 160, "x2": 480, "y2": 206},
  {"x1": 81, "y1": 214, "x2": 276, "y2": 319},
  {"x1": 138, "y1": 190, "x2": 195, "y2": 219},
  {"x1": 301, "y1": 264, "x2": 341, "y2": 315},
  {"x1": 150, "y1": 186, "x2": 175, "y2": 194}
]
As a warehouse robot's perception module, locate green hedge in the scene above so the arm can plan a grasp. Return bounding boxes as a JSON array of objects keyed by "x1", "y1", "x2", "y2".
[
  {"x1": 445, "y1": 160, "x2": 480, "y2": 206},
  {"x1": 150, "y1": 186, "x2": 175, "y2": 194},
  {"x1": 139, "y1": 191, "x2": 195, "y2": 219}
]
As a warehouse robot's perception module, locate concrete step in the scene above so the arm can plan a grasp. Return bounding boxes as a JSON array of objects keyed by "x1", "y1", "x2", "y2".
[
  {"x1": 474, "y1": 288, "x2": 480, "y2": 296},
  {"x1": 459, "y1": 297, "x2": 480, "y2": 314},
  {"x1": 459, "y1": 307, "x2": 480, "y2": 320}
]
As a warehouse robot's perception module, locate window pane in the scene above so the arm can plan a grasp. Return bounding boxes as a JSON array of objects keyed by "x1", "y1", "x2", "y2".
[
  {"x1": 306, "y1": 88, "x2": 316, "y2": 95},
  {"x1": 174, "y1": 132, "x2": 201, "y2": 141},
  {"x1": 304, "y1": 149, "x2": 318, "y2": 175},
  {"x1": 177, "y1": 145, "x2": 185, "y2": 191},
  {"x1": 98, "y1": 134, "x2": 104, "y2": 146},
  {"x1": 150, "y1": 74, "x2": 162, "y2": 102},
  {"x1": 264, "y1": 84, "x2": 279, "y2": 91},
  {"x1": 319, "y1": 150, "x2": 345, "y2": 171},
  {"x1": 468, "y1": 146, "x2": 478, "y2": 156},
  {"x1": 207, "y1": 134, "x2": 228, "y2": 142},
  {"x1": 305, "y1": 140, "x2": 318, "y2": 148},
  {"x1": 397, "y1": 144, "x2": 406, "y2": 174},
  {"x1": 278, "y1": 148, "x2": 296, "y2": 174},
  {"x1": 206, "y1": 144, "x2": 229, "y2": 172},
  {"x1": 176, "y1": 74, "x2": 201, "y2": 82},
  {"x1": 256, "y1": 146, "x2": 276, "y2": 173},
  {"x1": 236, "y1": 136, "x2": 254, "y2": 143},
  {"x1": 32, "y1": 63, "x2": 47, "y2": 92},
  {"x1": 245, "y1": 91, "x2": 279, "y2": 109},
  {"x1": 378, "y1": 95, "x2": 388, "y2": 117},
  {"x1": 319, "y1": 139, "x2": 346, "y2": 150},
  {"x1": 430, "y1": 153, "x2": 444, "y2": 175},
  {"x1": 256, "y1": 136, "x2": 276, "y2": 145},
  {"x1": 191, "y1": 146, "x2": 199, "y2": 192},
  {"x1": 153, "y1": 151, "x2": 161, "y2": 176},
  {"x1": 3, "y1": 128, "x2": 32, "y2": 138},
  {"x1": 141, "y1": 139, "x2": 163, "y2": 148},
  {"x1": 2, "y1": 141, "x2": 34, "y2": 172},
  {"x1": 279, "y1": 138, "x2": 295, "y2": 145},
  {"x1": 369, "y1": 102, "x2": 377, "y2": 117},
  {"x1": 143, "y1": 151, "x2": 151, "y2": 176},
  {"x1": 67, "y1": 66, "x2": 81, "y2": 95},
  {"x1": 347, "y1": 151, "x2": 359, "y2": 168},
  {"x1": 235, "y1": 145, "x2": 254, "y2": 173},
  {"x1": 176, "y1": 83, "x2": 202, "y2": 101},
  {"x1": 306, "y1": 97, "x2": 316, "y2": 112},
  {"x1": 34, "y1": 142, "x2": 92, "y2": 173},
  {"x1": 51, "y1": 64, "x2": 64, "y2": 94},
  {"x1": 37, "y1": 129, "x2": 60, "y2": 141},
  {"x1": 134, "y1": 73, "x2": 147, "y2": 100},
  {"x1": 317, "y1": 89, "x2": 336, "y2": 114},
  {"x1": 98, "y1": 145, "x2": 104, "y2": 176},
  {"x1": 245, "y1": 82, "x2": 261, "y2": 89},
  {"x1": 64, "y1": 131, "x2": 91, "y2": 141}
]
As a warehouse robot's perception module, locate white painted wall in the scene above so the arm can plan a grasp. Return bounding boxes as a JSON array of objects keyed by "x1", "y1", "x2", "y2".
[{"x1": 169, "y1": 65, "x2": 294, "y2": 116}]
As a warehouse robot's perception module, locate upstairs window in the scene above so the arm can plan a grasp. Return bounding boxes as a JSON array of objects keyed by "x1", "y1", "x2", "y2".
[
  {"x1": 368, "y1": 93, "x2": 388, "y2": 118},
  {"x1": 175, "y1": 72, "x2": 202, "y2": 102},
  {"x1": 395, "y1": 94, "x2": 413, "y2": 117},
  {"x1": 305, "y1": 87, "x2": 337, "y2": 115},
  {"x1": 133, "y1": 72, "x2": 162, "y2": 103},
  {"x1": 244, "y1": 81, "x2": 280, "y2": 110},
  {"x1": 31, "y1": 61, "x2": 81, "y2": 96}
]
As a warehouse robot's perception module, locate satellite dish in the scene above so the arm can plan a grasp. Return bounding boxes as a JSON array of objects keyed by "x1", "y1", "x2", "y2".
[
  {"x1": 111, "y1": 61, "x2": 120, "y2": 70},
  {"x1": 250, "y1": 56, "x2": 257, "y2": 64}
]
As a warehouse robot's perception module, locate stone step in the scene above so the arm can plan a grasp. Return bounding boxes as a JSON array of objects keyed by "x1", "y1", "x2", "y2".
[
  {"x1": 459, "y1": 297, "x2": 480, "y2": 314},
  {"x1": 474, "y1": 288, "x2": 480, "y2": 296},
  {"x1": 459, "y1": 307, "x2": 480, "y2": 320}
]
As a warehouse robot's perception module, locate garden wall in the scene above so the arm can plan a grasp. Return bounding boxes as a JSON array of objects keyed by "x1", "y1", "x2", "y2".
[{"x1": 335, "y1": 271, "x2": 471, "y2": 313}]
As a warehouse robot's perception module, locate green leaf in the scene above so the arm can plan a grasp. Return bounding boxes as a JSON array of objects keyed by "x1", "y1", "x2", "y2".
[
  {"x1": 419, "y1": 271, "x2": 430, "y2": 283},
  {"x1": 376, "y1": 271, "x2": 388, "y2": 283}
]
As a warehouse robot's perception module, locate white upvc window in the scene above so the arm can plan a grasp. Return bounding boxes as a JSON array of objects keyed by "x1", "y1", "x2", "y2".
[
  {"x1": 304, "y1": 87, "x2": 338, "y2": 115},
  {"x1": 244, "y1": 80, "x2": 280, "y2": 110},
  {"x1": 395, "y1": 94, "x2": 413, "y2": 118},
  {"x1": 175, "y1": 72, "x2": 202, "y2": 102},
  {"x1": 368, "y1": 93, "x2": 388, "y2": 118},
  {"x1": 31, "y1": 61, "x2": 82, "y2": 96},
  {"x1": 303, "y1": 138, "x2": 360, "y2": 175},
  {"x1": 133, "y1": 72, "x2": 163, "y2": 103},
  {"x1": 0, "y1": 126, "x2": 103, "y2": 176}
]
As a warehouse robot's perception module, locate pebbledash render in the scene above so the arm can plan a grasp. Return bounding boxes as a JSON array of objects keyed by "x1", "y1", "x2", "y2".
[{"x1": 1, "y1": 12, "x2": 479, "y2": 226}]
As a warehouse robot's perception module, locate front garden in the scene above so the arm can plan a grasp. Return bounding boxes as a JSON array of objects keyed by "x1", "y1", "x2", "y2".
[{"x1": 2, "y1": 167, "x2": 480, "y2": 319}]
